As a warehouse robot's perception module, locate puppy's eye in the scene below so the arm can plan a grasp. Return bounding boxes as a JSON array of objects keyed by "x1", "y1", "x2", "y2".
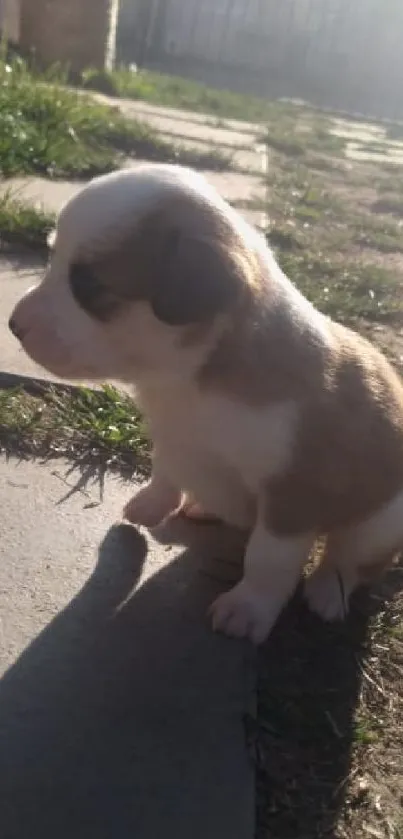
[
  {"x1": 69, "y1": 261, "x2": 119, "y2": 321},
  {"x1": 69, "y1": 262, "x2": 101, "y2": 306}
]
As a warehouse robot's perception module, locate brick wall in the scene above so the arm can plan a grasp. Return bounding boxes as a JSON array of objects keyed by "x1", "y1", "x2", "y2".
[{"x1": 19, "y1": 0, "x2": 119, "y2": 73}]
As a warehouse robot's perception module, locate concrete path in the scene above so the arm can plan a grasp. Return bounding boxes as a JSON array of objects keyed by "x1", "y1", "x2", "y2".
[
  {"x1": 90, "y1": 91, "x2": 261, "y2": 135},
  {"x1": 5, "y1": 167, "x2": 266, "y2": 229},
  {"x1": 74, "y1": 88, "x2": 265, "y2": 173},
  {"x1": 0, "y1": 457, "x2": 255, "y2": 839}
]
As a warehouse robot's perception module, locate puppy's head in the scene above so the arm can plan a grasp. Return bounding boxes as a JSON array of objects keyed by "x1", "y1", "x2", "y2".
[{"x1": 9, "y1": 165, "x2": 259, "y2": 383}]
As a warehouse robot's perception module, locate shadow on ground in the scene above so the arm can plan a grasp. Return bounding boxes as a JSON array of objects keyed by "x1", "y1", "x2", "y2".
[
  {"x1": 0, "y1": 518, "x2": 253, "y2": 839},
  {"x1": 0, "y1": 502, "x2": 400, "y2": 839},
  {"x1": 256, "y1": 562, "x2": 403, "y2": 839}
]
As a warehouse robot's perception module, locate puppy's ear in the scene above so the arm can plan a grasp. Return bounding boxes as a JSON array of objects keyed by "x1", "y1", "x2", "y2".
[{"x1": 150, "y1": 228, "x2": 244, "y2": 326}]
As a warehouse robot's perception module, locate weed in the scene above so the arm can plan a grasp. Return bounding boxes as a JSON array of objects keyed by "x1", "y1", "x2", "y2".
[
  {"x1": 0, "y1": 383, "x2": 150, "y2": 474},
  {"x1": 0, "y1": 190, "x2": 54, "y2": 251}
]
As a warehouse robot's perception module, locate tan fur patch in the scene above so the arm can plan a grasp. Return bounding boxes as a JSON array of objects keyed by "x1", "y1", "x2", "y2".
[
  {"x1": 266, "y1": 324, "x2": 403, "y2": 536},
  {"x1": 198, "y1": 282, "x2": 328, "y2": 403},
  {"x1": 199, "y1": 275, "x2": 403, "y2": 537}
]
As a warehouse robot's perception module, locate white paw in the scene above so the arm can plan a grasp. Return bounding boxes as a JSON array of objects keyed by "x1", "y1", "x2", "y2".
[
  {"x1": 123, "y1": 487, "x2": 173, "y2": 529},
  {"x1": 209, "y1": 581, "x2": 279, "y2": 644},
  {"x1": 304, "y1": 567, "x2": 350, "y2": 621}
]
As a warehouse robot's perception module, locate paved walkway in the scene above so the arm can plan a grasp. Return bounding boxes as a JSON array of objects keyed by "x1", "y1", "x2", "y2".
[
  {"x1": 87, "y1": 91, "x2": 264, "y2": 172},
  {"x1": 6, "y1": 166, "x2": 266, "y2": 229},
  {"x1": 0, "y1": 458, "x2": 255, "y2": 839},
  {"x1": 0, "y1": 99, "x2": 264, "y2": 839}
]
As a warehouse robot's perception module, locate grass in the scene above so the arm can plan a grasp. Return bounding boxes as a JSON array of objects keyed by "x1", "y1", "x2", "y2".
[
  {"x1": 0, "y1": 382, "x2": 150, "y2": 475},
  {"x1": 264, "y1": 129, "x2": 403, "y2": 330},
  {"x1": 81, "y1": 65, "x2": 293, "y2": 124},
  {"x1": 352, "y1": 215, "x2": 403, "y2": 254},
  {"x1": 0, "y1": 56, "x2": 231, "y2": 179},
  {"x1": 264, "y1": 121, "x2": 346, "y2": 160},
  {"x1": 278, "y1": 251, "x2": 401, "y2": 324},
  {"x1": 0, "y1": 190, "x2": 55, "y2": 251}
]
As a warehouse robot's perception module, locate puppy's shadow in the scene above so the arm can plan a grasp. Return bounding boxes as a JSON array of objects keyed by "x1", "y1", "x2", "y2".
[
  {"x1": 256, "y1": 560, "x2": 403, "y2": 838},
  {"x1": 0, "y1": 520, "x2": 251, "y2": 839},
  {"x1": 153, "y1": 512, "x2": 248, "y2": 583}
]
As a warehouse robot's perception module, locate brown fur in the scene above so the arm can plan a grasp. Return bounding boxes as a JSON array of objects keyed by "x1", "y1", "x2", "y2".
[
  {"x1": 199, "y1": 282, "x2": 403, "y2": 538},
  {"x1": 267, "y1": 324, "x2": 403, "y2": 536}
]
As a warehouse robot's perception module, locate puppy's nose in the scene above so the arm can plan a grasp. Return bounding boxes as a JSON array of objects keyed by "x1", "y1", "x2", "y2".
[{"x1": 8, "y1": 316, "x2": 26, "y2": 341}]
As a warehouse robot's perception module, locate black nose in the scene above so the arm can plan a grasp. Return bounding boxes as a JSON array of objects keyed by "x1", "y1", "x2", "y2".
[{"x1": 8, "y1": 316, "x2": 24, "y2": 340}]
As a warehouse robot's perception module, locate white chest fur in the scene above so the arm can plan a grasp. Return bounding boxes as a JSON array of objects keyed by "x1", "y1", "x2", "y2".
[{"x1": 138, "y1": 382, "x2": 298, "y2": 528}]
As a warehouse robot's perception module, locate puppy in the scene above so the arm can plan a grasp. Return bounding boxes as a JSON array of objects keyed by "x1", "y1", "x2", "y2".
[{"x1": 9, "y1": 164, "x2": 403, "y2": 643}]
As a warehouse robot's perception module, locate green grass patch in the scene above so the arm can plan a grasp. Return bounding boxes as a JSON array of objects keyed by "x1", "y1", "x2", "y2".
[
  {"x1": 268, "y1": 225, "x2": 305, "y2": 252},
  {"x1": 306, "y1": 125, "x2": 346, "y2": 154},
  {"x1": 81, "y1": 65, "x2": 291, "y2": 124},
  {"x1": 265, "y1": 130, "x2": 306, "y2": 158},
  {"x1": 0, "y1": 191, "x2": 55, "y2": 251},
  {"x1": 352, "y1": 215, "x2": 403, "y2": 253},
  {"x1": 0, "y1": 382, "x2": 150, "y2": 474},
  {"x1": 264, "y1": 121, "x2": 345, "y2": 161},
  {"x1": 0, "y1": 57, "x2": 231, "y2": 179},
  {"x1": 265, "y1": 149, "x2": 403, "y2": 326},
  {"x1": 276, "y1": 248, "x2": 402, "y2": 324},
  {"x1": 306, "y1": 155, "x2": 347, "y2": 174}
]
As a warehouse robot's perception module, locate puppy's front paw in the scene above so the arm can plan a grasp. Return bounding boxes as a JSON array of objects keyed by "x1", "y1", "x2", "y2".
[
  {"x1": 123, "y1": 485, "x2": 176, "y2": 529},
  {"x1": 210, "y1": 582, "x2": 277, "y2": 644},
  {"x1": 179, "y1": 494, "x2": 221, "y2": 523},
  {"x1": 304, "y1": 566, "x2": 350, "y2": 621}
]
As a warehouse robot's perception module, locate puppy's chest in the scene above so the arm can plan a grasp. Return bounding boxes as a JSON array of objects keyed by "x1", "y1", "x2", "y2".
[{"x1": 141, "y1": 386, "x2": 297, "y2": 491}]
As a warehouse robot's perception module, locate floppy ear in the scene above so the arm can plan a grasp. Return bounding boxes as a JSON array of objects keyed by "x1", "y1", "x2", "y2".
[{"x1": 150, "y1": 229, "x2": 243, "y2": 326}]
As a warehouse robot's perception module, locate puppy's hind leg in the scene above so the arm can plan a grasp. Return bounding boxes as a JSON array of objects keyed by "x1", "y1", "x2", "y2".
[{"x1": 305, "y1": 487, "x2": 403, "y2": 621}]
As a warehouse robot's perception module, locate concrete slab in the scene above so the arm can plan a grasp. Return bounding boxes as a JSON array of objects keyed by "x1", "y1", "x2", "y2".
[
  {"x1": 146, "y1": 138, "x2": 264, "y2": 172},
  {"x1": 76, "y1": 88, "x2": 265, "y2": 172},
  {"x1": 89, "y1": 91, "x2": 262, "y2": 136},
  {"x1": 3, "y1": 166, "x2": 266, "y2": 216},
  {"x1": 113, "y1": 105, "x2": 258, "y2": 150},
  {"x1": 5, "y1": 177, "x2": 83, "y2": 214},
  {"x1": 0, "y1": 456, "x2": 255, "y2": 839}
]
